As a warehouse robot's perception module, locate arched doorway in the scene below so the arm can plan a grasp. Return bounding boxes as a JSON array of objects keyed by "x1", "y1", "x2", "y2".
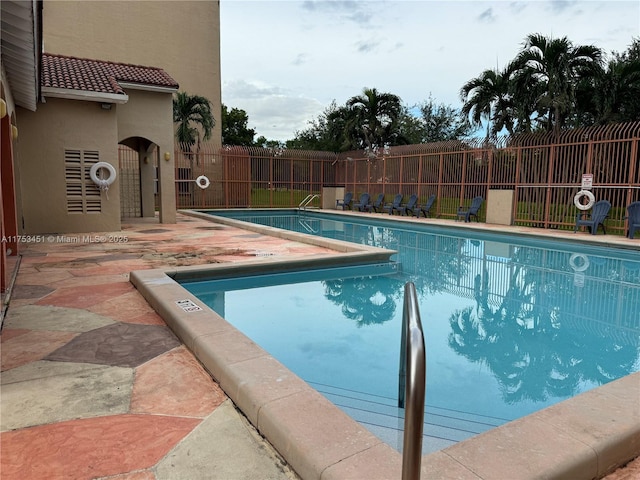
[{"x1": 118, "y1": 137, "x2": 158, "y2": 219}]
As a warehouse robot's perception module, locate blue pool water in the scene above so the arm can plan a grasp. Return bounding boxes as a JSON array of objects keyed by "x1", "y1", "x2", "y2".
[{"x1": 183, "y1": 210, "x2": 640, "y2": 452}]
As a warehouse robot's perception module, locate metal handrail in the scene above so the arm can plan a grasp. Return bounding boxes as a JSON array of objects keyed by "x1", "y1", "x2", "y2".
[
  {"x1": 399, "y1": 282, "x2": 426, "y2": 480},
  {"x1": 298, "y1": 194, "x2": 319, "y2": 210},
  {"x1": 297, "y1": 218, "x2": 318, "y2": 234}
]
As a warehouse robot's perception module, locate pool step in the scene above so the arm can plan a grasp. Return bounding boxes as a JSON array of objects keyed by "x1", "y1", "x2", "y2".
[{"x1": 311, "y1": 382, "x2": 504, "y2": 454}]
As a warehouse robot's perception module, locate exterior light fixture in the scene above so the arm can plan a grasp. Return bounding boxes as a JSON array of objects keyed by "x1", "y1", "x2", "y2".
[
  {"x1": 12, "y1": 125, "x2": 18, "y2": 140},
  {"x1": 164, "y1": 152, "x2": 171, "y2": 161},
  {"x1": 0, "y1": 99, "x2": 6, "y2": 118},
  {"x1": 101, "y1": 103, "x2": 112, "y2": 110}
]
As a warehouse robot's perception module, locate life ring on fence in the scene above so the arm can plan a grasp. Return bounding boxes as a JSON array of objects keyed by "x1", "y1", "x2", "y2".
[
  {"x1": 569, "y1": 253, "x2": 590, "y2": 272},
  {"x1": 195, "y1": 175, "x2": 210, "y2": 189},
  {"x1": 573, "y1": 190, "x2": 595, "y2": 210},
  {"x1": 90, "y1": 162, "x2": 117, "y2": 191}
]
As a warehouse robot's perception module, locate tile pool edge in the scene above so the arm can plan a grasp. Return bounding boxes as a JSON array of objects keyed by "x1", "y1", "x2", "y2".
[
  {"x1": 184, "y1": 209, "x2": 396, "y2": 258},
  {"x1": 188, "y1": 208, "x2": 640, "y2": 252},
  {"x1": 131, "y1": 258, "x2": 640, "y2": 480},
  {"x1": 130, "y1": 263, "x2": 401, "y2": 480}
]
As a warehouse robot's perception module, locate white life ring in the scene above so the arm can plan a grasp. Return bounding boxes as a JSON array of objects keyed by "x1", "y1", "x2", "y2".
[
  {"x1": 195, "y1": 175, "x2": 210, "y2": 189},
  {"x1": 574, "y1": 190, "x2": 595, "y2": 210},
  {"x1": 90, "y1": 162, "x2": 117, "y2": 191},
  {"x1": 569, "y1": 253, "x2": 590, "y2": 272}
]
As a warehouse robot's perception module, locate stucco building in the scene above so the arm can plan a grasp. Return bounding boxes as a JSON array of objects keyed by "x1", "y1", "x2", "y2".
[{"x1": 1, "y1": 0, "x2": 222, "y2": 295}]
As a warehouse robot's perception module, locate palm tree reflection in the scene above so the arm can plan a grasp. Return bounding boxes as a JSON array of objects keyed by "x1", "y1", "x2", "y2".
[
  {"x1": 448, "y1": 248, "x2": 640, "y2": 404},
  {"x1": 323, "y1": 275, "x2": 403, "y2": 327},
  {"x1": 322, "y1": 234, "x2": 475, "y2": 327}
]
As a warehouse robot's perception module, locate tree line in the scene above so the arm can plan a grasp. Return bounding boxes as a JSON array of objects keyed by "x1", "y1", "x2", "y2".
[{"x1": 174, "y1": 33, "x2": 640, "y2": 154}]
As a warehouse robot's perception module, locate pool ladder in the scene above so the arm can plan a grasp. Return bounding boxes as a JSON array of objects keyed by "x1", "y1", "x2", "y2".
[
  {"x1": 297, "y1": 218, "x2": 318, "y2": 234},
  {"x1": 298, "y1": 194, "x2": 319, "y2": 210},
  {"x1": 398, "y1": 282, "x2": 426, "y2": 480}
]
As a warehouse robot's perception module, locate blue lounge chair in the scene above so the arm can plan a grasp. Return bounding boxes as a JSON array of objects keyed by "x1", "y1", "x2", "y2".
[
  {"x1": 625, "y1": 201, "x2": 640, "y2": 239},
  {"x1": 353, "y1": 193, "x2": 371, "y2": 212},
  {"x1": 457, "y1": 196, "x2": 484, "y2": 222},
  {"x1": 383, "y1": 194, "x2": 404, "y2": 215},
  {"x1": 574, "y1": 199, "x2": 611, "y2": 235},
  {"x1": 398, "y1": 194, "x2": 418, "y2": 216},
  {"x1": 410, "y1": 194, "x2": 436, "y2": 218},
  {"x1": 365, "y1": 193, "x2": 385, "y2": 213},
  {"x1": 336, "y1": 192, "x2": 353, "y2": 210}
]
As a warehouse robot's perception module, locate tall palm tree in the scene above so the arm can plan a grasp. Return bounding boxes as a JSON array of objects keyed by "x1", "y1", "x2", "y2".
[
  {"x1": 345, "y1": 87, "x2": 403, "y2": 151},
  {"x1": 459, "y1": 66, "x2": 514, "y2": 139},
  {"x1": 514, "y1": 34, "x2": 603, "y2": 135},
  {"x1": 173, "y1": 91, "x2": 215, "y2": 155},
  {"x1": 590, "y1": 58, "x2": 640, "y2": 124},
  {"x1": 508, "y1": 65, "x2": 546, "y2": 133}
]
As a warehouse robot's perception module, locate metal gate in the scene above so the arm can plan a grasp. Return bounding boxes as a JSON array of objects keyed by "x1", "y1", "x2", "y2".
[{"x1": 118, "y1": 145, "x2": 141, "y2": 218}]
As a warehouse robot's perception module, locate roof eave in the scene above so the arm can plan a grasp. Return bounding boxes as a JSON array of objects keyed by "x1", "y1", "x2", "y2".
[
  {"x1": 118, "y1": 82, "x2": 179, "y2": 94},
  {"x1": 0, "y1": 0, "x2": 42, "y2": 111},
  {"x1": 41, "y1": 86, "x2": 129, "y2": 104}
]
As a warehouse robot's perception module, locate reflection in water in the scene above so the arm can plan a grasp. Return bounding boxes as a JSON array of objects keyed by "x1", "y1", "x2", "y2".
[
  {"x1": 226, "y1": 212, "x2": 640, "y2": 396},
  {"x1": 197, "y1": 211, "x2": 640, "y2": 448},
  {"x1": 324, "y1": 275, "x2": 403, "y2": 326}
]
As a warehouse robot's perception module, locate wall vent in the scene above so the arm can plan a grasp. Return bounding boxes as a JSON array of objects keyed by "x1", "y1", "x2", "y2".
[{"x1": 64, "y1": 149, "x2": 102, "y2": 214}]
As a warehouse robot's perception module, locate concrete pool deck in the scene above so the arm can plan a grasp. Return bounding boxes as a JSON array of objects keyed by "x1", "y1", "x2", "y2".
[{"x1": 1, "y1": 210, "x2": 639, "y2": 479}]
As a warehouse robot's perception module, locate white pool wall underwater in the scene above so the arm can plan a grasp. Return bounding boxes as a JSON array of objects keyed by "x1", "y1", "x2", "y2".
[{"x1": 130, "y1": 209, "x2": 640, "y2": 480}]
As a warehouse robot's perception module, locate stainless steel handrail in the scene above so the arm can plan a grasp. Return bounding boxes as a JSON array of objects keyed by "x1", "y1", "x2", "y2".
[
  {"x1": 298, "y1": 194, "x2": 319, "y2": 210},
  {"x1": 399, "y1": 282, "x2": 426, "y2": 480},
  {"x1": 297, "y1": 218, "x2": 318, "y2": 234}
]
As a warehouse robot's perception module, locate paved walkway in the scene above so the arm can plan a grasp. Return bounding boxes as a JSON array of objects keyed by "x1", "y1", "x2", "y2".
[
  {"x1": 1, "y1": 214, "x2": 340, "y2": 479},
  {"x1": 1, "y1": 212, "x2": 638, "y2": 479}
]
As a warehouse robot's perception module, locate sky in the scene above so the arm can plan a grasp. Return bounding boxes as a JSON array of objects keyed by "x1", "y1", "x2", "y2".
[{"x1": 220, "y1": 0, "x2": 640, "y2": 142}]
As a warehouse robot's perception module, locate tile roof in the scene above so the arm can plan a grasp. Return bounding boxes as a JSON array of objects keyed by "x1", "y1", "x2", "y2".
[{"x1": 41, "y1": 53, "x2": 179, "y2": 95}]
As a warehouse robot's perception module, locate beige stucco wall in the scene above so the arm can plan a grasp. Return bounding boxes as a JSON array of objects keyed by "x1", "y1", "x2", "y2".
[
  {"x1": 117, "y1": 89, "x2": 176, "y2": 223},
  {"x1": 486, "y1": 189, "x2": 515, "y2": 225},
  {"x1": 15, "y1": 98, "x2": 120, "y2": 234},
  {"x1": 42, "y1": 0, "x2": 222, "y2": 149}
]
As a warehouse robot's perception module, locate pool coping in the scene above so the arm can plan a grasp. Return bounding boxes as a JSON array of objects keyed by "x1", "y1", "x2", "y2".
[{"x1": 130, "y1": 210, "x2": 640, "y2": 480}]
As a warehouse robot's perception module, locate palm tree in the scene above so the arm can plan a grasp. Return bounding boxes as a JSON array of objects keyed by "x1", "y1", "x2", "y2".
[
  {"x1": 459, "y1": 66, "x2": 515, "y2": 139},
  {"x1": 508, "y1": 65, "x2": 546, "y2": 133},
  {"x1": 590, "y1": 58, "x2": 640, "y2": 124},
  {"x1": 513, "y1": 34, "x2": 603, "y2": 134},
  {"x1": 344, "y1": 88, "x2": 403, "y2": 151},
  {"x1": 173, "y1": 91, "x2": 215, "y2": 156}
]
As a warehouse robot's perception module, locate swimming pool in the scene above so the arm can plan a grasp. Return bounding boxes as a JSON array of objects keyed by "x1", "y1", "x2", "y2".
[{"x1": 183, "y1": 210, "x2": 640, "y2": 453}]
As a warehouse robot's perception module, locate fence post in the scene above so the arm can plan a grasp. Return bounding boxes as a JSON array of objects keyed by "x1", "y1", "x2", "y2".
[
  {"x1": 544, "y1": 144, "x2": 555, "y2": 228},
  {"x1": 627, "y1": 137, "x2": 639, "y2": 209},
  {"x1": 512, "y1": 146, "x2": 522, "y2": 224}
]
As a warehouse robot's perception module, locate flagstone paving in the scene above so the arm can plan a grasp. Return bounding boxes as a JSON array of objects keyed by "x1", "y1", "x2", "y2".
[
  {"x1": 1, "y1": 213, "x2": 334, "y2": 480},
  {"x1": 1, "y1": 211, "x2": 638, "y2": 479}
]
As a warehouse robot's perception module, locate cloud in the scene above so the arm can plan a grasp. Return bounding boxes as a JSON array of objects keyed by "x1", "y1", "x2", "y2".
[
  {"x1": 292, "y1": 53, "x2": 309, "y2": 66},
  {"x1": 548, "y1": 0, "x2": 579, "y2": 13},
  {"x1": 356, "y1": 38, "x2": 382, "y2": 53},
  {"x1": 508, "y1": 2, "x2": 528, "y2": 15},
  {"x1": 301, "y1": 0, "x2": 374, "y2": 26},
  {"x1": 477, "y1": 8, "x2": 496, "y2": 23},
  {"x1": 222, "y1": 79, "x2": 325, "y2": 141},
  {"x1": 221, "y1": 0, "x2": 639, "y2": 142}
]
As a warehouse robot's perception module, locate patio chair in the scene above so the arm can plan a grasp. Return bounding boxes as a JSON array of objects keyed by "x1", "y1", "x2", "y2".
[
  {"x1": 336, "y1": 192, "x2": 353, "y2": 210},
  {"x1": 353, "y1": 193, "x2": 371, "y2": 212},
  {"x1": 365, "y1": 193, "x2": 386, "y2": 213},
  {"x1": 457, "y1": 196, "x2": 484, "y2": 222},
  {"x1": 398, "y1": 194, "x2": 418, "y2": 216},
  {"x1": 574, "y1": 199, "x2": 611, "y2": 235},
  {"x1": 625, "y1": 201, "x2": 640, "y2": 239},
  {"x1": 410, "y1": 194, "x2": 436, "y2": 218},
  {"x1": 383, "y1": 194, "x2": 404, "y2": 215}
]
